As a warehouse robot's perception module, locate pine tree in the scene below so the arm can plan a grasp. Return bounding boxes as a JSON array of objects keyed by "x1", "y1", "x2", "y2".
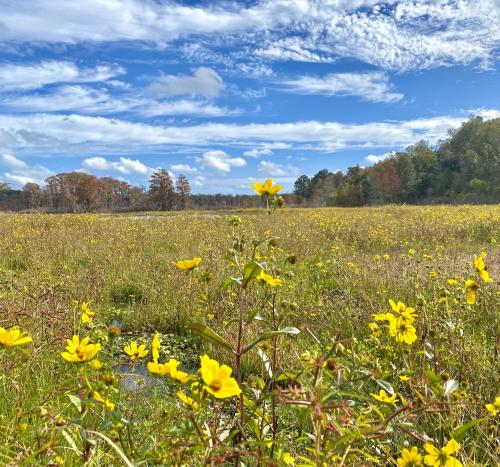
[
  {"x1": 175, "y1": 174, "x2": 192, "y2": 210},
  {"x1": 149, "y1": 169, "x2": 175, "y2": 210}
]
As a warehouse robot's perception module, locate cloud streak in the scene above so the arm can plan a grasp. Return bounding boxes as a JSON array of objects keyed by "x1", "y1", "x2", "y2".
[
  {"x1": 0, "y1": 61, "x2": 124, "y2": 91},
  {"x1": 0, "y1": 110, "x2": 497, "y2": 156},
  {"x1": 279, "y1": 72, "x2": 403, "y2": 103}
]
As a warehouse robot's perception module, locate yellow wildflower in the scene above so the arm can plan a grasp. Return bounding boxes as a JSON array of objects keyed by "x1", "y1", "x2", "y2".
[
  {"x1": 485, "y1": 396, "x2": 500, "y2": 416},
  {"x1": 151, "y1": 332, "x2": 160, "y2": 363},
  {"x1": 91, "y1": 391, "x2": 115, "y2": 411},
  {"x1": 91, "y1": 359, "x2": 103, "y2": 370},
  {"x1": 423, "y1": 439, "x2": 462, "y2": 467},
  {"x1": 389, "y1": 316, "x2": 417, "y2": 345},
  {"x1": 80, "y1": 302, "x2": 95, "y2": 324},
  {"x1": 177, "y1": 391, "x2": 199, "y2": 409},
  {"x1": 253, "y1": 178, "x2": 283, "y2": 196},
  {"x1": 0, "y1": 327, "x2": 32, "y2": 347},
  {"x1": 258, "y1": 270, "x2": 283, "y2": 287},
  {"x1": 408, "y1": 248, "x2": 416, "y2": 255},
  {"x1": 61, "y1": 336, "x2": 101, "y2": 363},
  {"x1": 447, "y1": 279, "x2": 458, "y2": 286},
  {"x1": 368, "y1": 322, "x2": 381, "y2": 337},
  {"x1": 124, "y1": 341, "x2": 149, "y2": 360},
  {"x1": 399, "y1": 375, "x2": 411, "y2": 381},
  {"x1": 372, "y1": 312, "x2": 395, "y2": 322},
  {"x1": 282, "y1": 453, "x2": 295, "y2": 465},
  {"x1": 370, "y1": 389, "x2": 398, "y2": 403},
  {"x1": 389, "y1": 299, "x2": 417, "y2": 322},
  {"x1": 474, "y1": 254, "x2": 493, "y2": 282},
  {"x1": 200, "y1": 355, "x2": 241, "y2": 399},
  {"x1": 397, "y1": 447, "x2": 423, "y2": 467},
  {"x1": 167, "y1": 359, "x2": 190, "y2": 383},
  {"x1": 374, "y1": 255, "x2": 381, "y2": 261},
  {"x1": 465, "y1": 279, "x2": 479, "y2": 305},
  {"x1": 147, "y1": 361, "x2": 170, "y2": 376},
  {"x1": 176, "y1": 257, "x2": 201, "y2": 271},
  {"x1": 383, "y1": 253, "x2": 390, "y2": 260}
]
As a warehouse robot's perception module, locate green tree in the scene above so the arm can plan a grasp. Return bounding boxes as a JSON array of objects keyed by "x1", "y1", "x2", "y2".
[{"x1": 149, "y1": 169, "x2": 175, "y2": 210}]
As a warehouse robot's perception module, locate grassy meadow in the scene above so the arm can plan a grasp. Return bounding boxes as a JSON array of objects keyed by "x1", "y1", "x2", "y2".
[{"x1": 0, "y1": 205, "x2": 499, "y2": 465}]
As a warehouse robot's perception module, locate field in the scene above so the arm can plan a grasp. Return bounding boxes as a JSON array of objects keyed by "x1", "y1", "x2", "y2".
[{"x1": 0, "y1": 205, "x2": 499, "y2": 466}]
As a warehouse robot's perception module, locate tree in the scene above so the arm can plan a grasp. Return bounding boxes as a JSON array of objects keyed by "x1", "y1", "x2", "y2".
[
  {"x1": 149, "y1": 169, "x2": 175, "y2": 210},
  {"x1": 176, "y1": 175, "x2": 192, "y2": 210},
  {"x1": 293, "y1": 175, "x2": 312, "y2": 198},
  {"x1": 22, "y1": 183, "x2": 42, "y2": 209},
  {"x1": 0, "y1": 181, "x2": 10, "y2": 191}
]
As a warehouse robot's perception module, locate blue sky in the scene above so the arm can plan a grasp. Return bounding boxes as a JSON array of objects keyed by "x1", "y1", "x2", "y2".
[{"x1": 0, "y1": 0, "x2": 499, "y2": 194}]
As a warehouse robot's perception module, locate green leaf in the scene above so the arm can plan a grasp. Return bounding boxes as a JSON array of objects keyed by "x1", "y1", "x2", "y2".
[
  {"x1": 453, "y1": 418, "x2": 487, "y2": 442},
  {"x1": 189, "y1": 322, "x2": 234, "y2": 352},
  {"x1": 242, "y1": 261, "x2": 264, "y2": 288},
  {"x1": 424, "y1": 369, "x2": 441, "y2": 385},
  {"x1": 246, "y1": 308, "x2": 262, "y2": 323},
  {"x1": 252, "y1": 236, "x2": 280, "y2": 248},
  {"x1": 376, "y1": 380, "x2": 394, "y2": 395},
  {"x1": 444, "y1": 379, "x2": 459, "y2": 398},
  {"x1": 87, "y1": 430, "x2": 134, "y2": 467},
  {"x1": 223, "y1": 276, "x2": 241, "y2": 289},
  {"x1": 241, "y1": 327, "x2": 300, "y2": 355},
  {"x1": 67, "y1": 394, "x2": 82, "y2": 412},
  {"x1": 257, "y1": 348, "x2": 273, "y2": 379}
]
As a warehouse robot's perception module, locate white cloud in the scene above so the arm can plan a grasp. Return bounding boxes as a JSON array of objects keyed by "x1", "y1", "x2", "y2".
[
  {"x1": 1, "y1": 153, "x2": 27, "y2": 169},
  {"x1": 0, "y1": 61, "x2": 124, "y2": 91},
  {"x1": 365, "y1": 151, "x2": 395, "y2": 164},
  {"x1": 147, "y1": 68, "x2": 223, "y2": 97},
  {"x1": 193, "y1": 175, "x2": 206, "y2": 187},
  {"x1": 0, "y1": 1, "x2": 498, "y2": 71},
  {"x1": 82, "y1": 156, "x2": 153, "y2": 175},
  {"x1": 197, "y1": 150, "x2": 246, "y2": 173},
  {"x1": 140, "y1": 99, "x2": 236, "y2": 117},
  {"x1": 0, "y1": 110, "x2": 498, "y2": 155},
  {"x1": 280, "y1": 72, "x2": 403, "y2": 103},
  {"x1": 0, "y1": 85, "x2": 237, "y2": 117},
  {"x1": 258, "y1": 160, "x2": 300, "y2": 177},
  {"x1": 0, "y1": 153, "x2": 53, "y2": 185},
  {"x1": 170, "y1": 163, "x2": 197, "y2": 174},
  {"x1": 243, "y1": 148, "x2": 273, "y2": 158},
  {"x1": 0, "y1": 86, "x2": 125, "y2": 113},
  {"x1": 255, "y1": 36, "x2": 336, "y2": 63},
  {"x1": 237, "y1": 63, "x2": 274, "y2": 77}
]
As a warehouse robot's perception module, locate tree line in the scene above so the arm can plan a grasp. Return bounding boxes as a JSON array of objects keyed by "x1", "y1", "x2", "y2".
[
  {"x1": 0, "y1": 169, "x2": 191, "y2": 212},
  {"x1": 1, "y1": 116, "x2": 499, "y2": 211},
  {"x1": 0, "y1": 168, "x2": 268, "y2": 212},
  {"x1": 293, "y1": 116, "x2": 500, "y2": 206}
]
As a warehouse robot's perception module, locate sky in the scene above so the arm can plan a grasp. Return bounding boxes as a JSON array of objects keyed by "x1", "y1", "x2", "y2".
[{"x1": 0, "y1": 0, "x2": 499, "y2": 194}]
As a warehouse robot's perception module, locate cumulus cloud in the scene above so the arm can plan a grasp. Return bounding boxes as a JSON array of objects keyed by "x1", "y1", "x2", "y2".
[
  {"x1": 243, "y1": 148, "x2": 273, "y2": 158},
  {"x1": 258, "y1": 160, "x2": 299, "y2": 177},
  {"x1": 82, "y1": 156, "x2": 153, "y2": 175},
  {"x1": 147, "y1": 68, "x2": 223, "y2": 97},
  {"x1": 170, "y1": 163, "x2": 198, "y2": 174},
  {"x1": 197, "y1": 150, "x2": 246, "y2": 173},
  {"x1": 365, "y1": 151, "x2": 396, "y2": 164},
  {"x1": 0, "y1": 61, "x2": 124, "y2": 91},
  {"x1": 280, "y1": 72, "x2": 403, "y2": 103},
  {"x1": 0, "y1": 153, "x2": 53, "y2": 185}
]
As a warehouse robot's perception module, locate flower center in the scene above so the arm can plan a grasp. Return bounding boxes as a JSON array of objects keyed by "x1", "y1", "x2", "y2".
[{"x1": 210, "y1": 379, "x2": 222, "y2": 391}]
